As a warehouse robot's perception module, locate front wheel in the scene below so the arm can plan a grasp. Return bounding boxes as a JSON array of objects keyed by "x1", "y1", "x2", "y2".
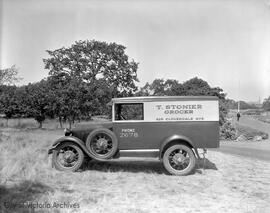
[
  {"x1": 52, "y1": 142, "x2": 84, "y2": 172},
  {"x1": 86, "y1": 128, "x2": 118, "y2": 160},
  {"x1": 162, "y1": 144, "x2": 196, "y2": 176}
]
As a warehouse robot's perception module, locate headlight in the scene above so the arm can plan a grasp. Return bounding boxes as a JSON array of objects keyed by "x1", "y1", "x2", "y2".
[{"x1": 64, "y1": 128, "x2": 72, "y2": 136}]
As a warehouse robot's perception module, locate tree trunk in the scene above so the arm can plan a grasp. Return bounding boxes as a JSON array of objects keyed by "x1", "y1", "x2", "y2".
[
  {"x1": 59, "y1": 117, "x2": 63, "y2": 128},
  {"x1": 6, "y1": 118, "x2": 8, "y2": 127},
  {"x1": 18, "y1": 117, "x2": 21, "y2": 128},
  {"x1": 39, "y1": 121, "x2": 42, "y2": 128},
  {"x1": 68, "y1": 119, "x2": 72, "y2": 129},
  {"x1": 72, "y1": 116, "x2": 75, "y2": 124}
]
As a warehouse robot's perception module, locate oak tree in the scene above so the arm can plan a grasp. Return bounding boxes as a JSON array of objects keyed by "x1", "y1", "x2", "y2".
[
  {"x1": 43, "y1": 40, "x2": 139, "y2": 127},
  {"x1": 43, "y1": 40, "x2": 138, "y2": 97}
]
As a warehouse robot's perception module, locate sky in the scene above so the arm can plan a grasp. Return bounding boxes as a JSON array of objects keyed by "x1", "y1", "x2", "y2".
[{"x1": 1, "y1": 0, "x2": 270, "y2": 102}]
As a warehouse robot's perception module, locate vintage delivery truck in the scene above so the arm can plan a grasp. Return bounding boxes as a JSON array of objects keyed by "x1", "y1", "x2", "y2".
[{"x1": 48, "y1": 96, "x2": 220, "y2": 175}]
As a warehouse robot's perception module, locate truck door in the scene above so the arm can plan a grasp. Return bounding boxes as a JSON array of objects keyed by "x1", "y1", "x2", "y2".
[{"x1": 113, "y1": 103, "x2": 147, "y2": 149}]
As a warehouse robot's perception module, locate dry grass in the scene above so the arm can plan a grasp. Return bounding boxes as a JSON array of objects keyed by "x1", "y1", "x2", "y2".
[
  {"x1": 0, "y1": 118, "x2": 72, "y2": 129},
  {"x1": 0, "y1": 127, "x2": 270, "y2": 213},
  {"x1": 0, "y1": 117, "x2": 108, "y2": 130}
]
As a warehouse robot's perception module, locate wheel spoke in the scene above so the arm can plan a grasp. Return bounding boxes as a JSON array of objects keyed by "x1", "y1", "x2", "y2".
[
  {"x1": 91, "y1": 134, "x2": 111, "y2": 154},
  {"x1": 168, "y1": 149, "x2": 191, "y2": 171},
  {"x1": 55, "y1": 145, "x2": 82, "y2": 168}
]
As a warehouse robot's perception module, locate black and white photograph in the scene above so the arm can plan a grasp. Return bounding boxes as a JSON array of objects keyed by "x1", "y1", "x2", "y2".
[{"x1": 0, "y1": 0, "x2": 270, "y2": 212}]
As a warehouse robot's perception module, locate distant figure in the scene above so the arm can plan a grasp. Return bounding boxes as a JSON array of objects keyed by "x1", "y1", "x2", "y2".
[{"x1": 237, "y1": 112, "x2": 241, "y2": 122}]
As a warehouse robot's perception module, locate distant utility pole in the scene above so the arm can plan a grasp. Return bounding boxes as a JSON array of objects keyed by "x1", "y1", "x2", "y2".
[{"x1": 238, "y1": 80, "x2": 240, "y2": 112}]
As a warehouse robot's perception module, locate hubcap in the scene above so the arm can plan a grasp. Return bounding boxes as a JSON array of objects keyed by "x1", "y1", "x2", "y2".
[
  {"x1": 63, "y1": 150, "x2": 76, "y2": 163},
  {"x1": 172, "y1": 153, "x2": 186, "y2": 165},
  {"x1": 169, "y1": 149, "x2": 190, "y2": 170},
  {"x1": 91, "y1": 133, "x2": 113, "y2": 156},
  {"x1": 96, "y1": 138, "x2": 108, "y2": 150},
  {"x1": 57, "y1": 146, "x2": 79, "y2": 168}
]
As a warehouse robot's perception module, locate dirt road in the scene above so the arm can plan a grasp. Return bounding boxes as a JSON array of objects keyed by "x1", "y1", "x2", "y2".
[
  {"x1": 238, "y1": 115, "x2": 270, "y2": 135},
  {"x1": 214, "y1": 140, "x2": 270, "y2": 161},
  {"x1": 215, "y1": 115, "x2": 270, "y2": 161}
]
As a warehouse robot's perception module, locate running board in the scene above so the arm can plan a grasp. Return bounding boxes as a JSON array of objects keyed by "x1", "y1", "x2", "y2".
[{"x1": 119, "y1": 149, "x2": 160, "y2": 158}]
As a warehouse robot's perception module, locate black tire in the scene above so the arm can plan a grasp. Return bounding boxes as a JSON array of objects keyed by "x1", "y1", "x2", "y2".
[
  {"x1": 86, "y1": 128, "x2": 118, "y2": 160},
  {"x1": 52, "y1": 142, "x2": 84, "y2": 172},
  {"x1": 162, "y1": 144, "x2": 196, "y2": 176}
]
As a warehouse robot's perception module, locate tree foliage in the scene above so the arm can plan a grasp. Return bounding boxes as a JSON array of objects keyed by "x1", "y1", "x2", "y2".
[
  {"x1": 25, "y1": 81, "x2": 51, "y2": 128},
  {"x1": 41, "y1": 40, "x2": 139, "y2": 128},
  {"x1": 262, "y1": 96, "x2": 270, "y2": 111},
  {"x1": 0, "y1": 65, "x2": 21, "y2": 85},
  {"x1": 0, "y1": 81, "x2": 51, "y2": 128},
  {"x1": 225, "y1": 99, "x2": 258, "y2": 110},
  {"x1": 43, "y1": 40, "x2": 138, "y2": 97},
  {"x1": 0, "y1": 85, "x2": 18, "y2": 119},
  {"x1": 0, "y1": 39, "x2": 235, "y2": 128}
]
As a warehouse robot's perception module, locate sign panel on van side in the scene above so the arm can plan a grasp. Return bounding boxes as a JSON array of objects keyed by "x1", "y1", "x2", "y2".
[{"x1": 144, "y1": 101, "x2": 219, "y2": 122}]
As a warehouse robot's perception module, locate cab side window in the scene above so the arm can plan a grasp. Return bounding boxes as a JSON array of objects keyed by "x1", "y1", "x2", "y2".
[{"x1": 115, "y1": 103, "x2": 143, "y2": 121}]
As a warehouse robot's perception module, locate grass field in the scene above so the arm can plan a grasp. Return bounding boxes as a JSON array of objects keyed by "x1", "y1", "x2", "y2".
[
  {"x1": 0, "y1": 118, "x2": 73, "y2": 129},
  {"x1": 1, "y1": 124, "x2": 270, "y2": 213}
]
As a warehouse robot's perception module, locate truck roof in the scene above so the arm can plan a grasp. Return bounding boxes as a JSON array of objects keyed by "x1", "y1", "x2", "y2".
[{"x1": 111, "y1": 96, "x2": 219, "y2": 103}]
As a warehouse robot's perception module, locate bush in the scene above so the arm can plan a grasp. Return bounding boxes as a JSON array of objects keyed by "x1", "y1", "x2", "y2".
[
  {"x1": 242, "y1": 109, "x2": 263, "y2": 115},
  {"x1": 220, "y1": 120, "x2": 269, "y2": 141},
  {"x1": 220, "y1": 121, "x2": 237, "y2": 140}
]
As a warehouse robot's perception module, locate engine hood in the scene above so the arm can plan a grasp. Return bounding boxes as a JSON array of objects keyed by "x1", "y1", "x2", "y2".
[{"x1": 70, "y1": 121, "x2": 113, "y2": 142}]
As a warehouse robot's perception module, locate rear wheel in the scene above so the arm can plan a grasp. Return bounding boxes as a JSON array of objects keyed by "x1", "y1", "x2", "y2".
[
  {"x1": 162, "y1": 144, "x2": 196, "y2": 176},
  {"x1": 86, "y1": 128, "x2": 118, "y2": 160},
  {"x1": 52, "y1": 142, "x2": 84, "y2": 172}
]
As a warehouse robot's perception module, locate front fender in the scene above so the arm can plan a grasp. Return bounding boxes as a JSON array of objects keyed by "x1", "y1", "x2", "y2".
[
  {"x1": 159, "y1": 135, "x2": 197, "y2": 159},
  {"x1": 48, "y1": 136, "x2": 107, "y2": 162},
  {"x1": 48, "y1": 136, "x2": 87, "y2": 154}
]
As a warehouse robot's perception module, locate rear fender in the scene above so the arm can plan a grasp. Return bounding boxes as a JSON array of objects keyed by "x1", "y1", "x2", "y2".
[{"x1": 159, "y1": 135, "x2": 199, "y2": 159}]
